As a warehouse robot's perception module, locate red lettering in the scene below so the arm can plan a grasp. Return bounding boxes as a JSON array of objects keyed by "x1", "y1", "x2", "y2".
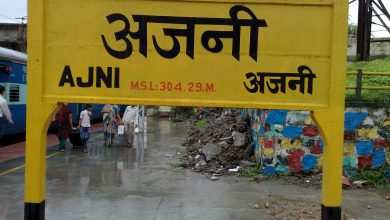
[
  {"x1": 130, "y1": 81, "x2": 139, "y2": 90},
  {"x1": 140, "y1": 81, "x2": 147, "y2": 90},
  {"x1": 150, "y1": 82, "x2": 155, "y2": 91},
  {"x1": 206, "y1": 83, "x2": 214, "y2": 92}
]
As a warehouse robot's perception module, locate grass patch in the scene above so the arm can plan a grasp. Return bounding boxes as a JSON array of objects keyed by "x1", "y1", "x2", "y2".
[
  {"x1": 196, "y1": 119, "x2": 208, "y2": 128},
  {"x1": 347, "y1": 56, "x2": 390, "y2": 72},
  {"x1": 237, "y1": 167, "x2": 262, "y2": 181},
  {"x1": 346, "y1": 56, "x2": 390, "y2": 103},
  {"x1": 237, "y1": 167, "x2": 279, "y2": 181},
  {"x1": 168, "y1": 163, "x2": 184, "y2": 171},
  {"x1": 352, "y1": 166, "x2": 390, "y2": 188}
]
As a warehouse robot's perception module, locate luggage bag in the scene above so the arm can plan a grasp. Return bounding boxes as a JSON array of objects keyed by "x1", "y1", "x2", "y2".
[{"x1": 69, "y1": 128, "x2": 83, "y2": 147}]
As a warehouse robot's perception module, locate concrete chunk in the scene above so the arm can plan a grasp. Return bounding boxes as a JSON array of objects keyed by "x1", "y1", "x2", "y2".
[
  {"x1": 232, "y1": 131, "x2": 246, "y2": 147},
  {"x1": 201, "y1": 143, "x2": 222, "y2": 161}
]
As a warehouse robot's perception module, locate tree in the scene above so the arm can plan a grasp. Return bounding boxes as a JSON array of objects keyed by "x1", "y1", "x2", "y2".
[{"x1": 348, "y1": 23, "x2": 357, "y2": 38}]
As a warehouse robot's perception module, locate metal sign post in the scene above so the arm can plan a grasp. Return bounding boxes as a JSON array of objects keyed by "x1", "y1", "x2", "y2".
[{"x1": 26, "y1": 0, "x2": 348, "y2": 219}]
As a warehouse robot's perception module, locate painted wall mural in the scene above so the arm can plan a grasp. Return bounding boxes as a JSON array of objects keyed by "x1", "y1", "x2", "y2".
[{"x1": 245, "y1": 108, "x2": 390, "y2": 177}]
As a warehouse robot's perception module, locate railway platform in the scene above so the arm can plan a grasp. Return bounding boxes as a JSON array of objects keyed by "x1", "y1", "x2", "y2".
[
  {"x1": 0, "y1": 118, "x2": 389, "y2": 220},
  {"x1": 0, "y1": 123, "x2": 103, "y2": 164}
]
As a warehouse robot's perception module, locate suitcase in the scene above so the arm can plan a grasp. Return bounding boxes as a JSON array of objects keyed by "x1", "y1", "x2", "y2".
[{"x1": 69, "y1": 128, "x2": 83, "y2": 147}]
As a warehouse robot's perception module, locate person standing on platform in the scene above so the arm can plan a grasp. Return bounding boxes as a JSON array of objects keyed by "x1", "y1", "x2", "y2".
[
  {"x1": 122, "y1": 105, "x2": 139, "y2": 147},
  {"x1": 0, "y1": 85, "x2": 13, "y2": 144},
  {"x1": 54, "y1": 103, "x2": 72, "y2": 152},
  {"x1": 102, "y1": 104, "x2": 121, "y2": 147},
  {"x1": 78, "y1": 104, "x2": 92, "y2": 153}
]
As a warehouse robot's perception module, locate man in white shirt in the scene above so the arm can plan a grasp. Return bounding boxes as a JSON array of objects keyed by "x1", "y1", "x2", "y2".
[
  {"x1": 122, "y1": 105, "x2": 139, "y2": 147},
  {"x1": 0, "y1": 85, "x2": 13, "y2": 140},
  {"x1": 78, "y1": 104, "x2": 92, "y2": 153}
]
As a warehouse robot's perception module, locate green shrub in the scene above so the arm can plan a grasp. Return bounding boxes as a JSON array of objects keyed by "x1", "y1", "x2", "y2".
[
  {"x1": 352, "y1": 166, "x2": 390, "y2": 188},
  {"x1": 237, "y1": 167, "x2": 263, "y2": 181},
  {"x1": 196, "y1": 119, "x2": 208, "y2": 128}
]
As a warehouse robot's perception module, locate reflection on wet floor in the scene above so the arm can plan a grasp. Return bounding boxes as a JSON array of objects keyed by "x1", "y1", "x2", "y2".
[
  {"x1": 84, "y1": 132, "x2": 147, "y2": 164},
  {"x1": 61, "y1": 130, "x2": 150, "y2": 189},
  {"x1": 56, "y1": 119, "x2": 175, "y2": 192}
]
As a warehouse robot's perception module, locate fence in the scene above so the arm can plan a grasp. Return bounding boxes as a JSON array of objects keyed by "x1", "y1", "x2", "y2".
[{"x1": 345, "y1": 69, "x2": 390, "y2": 106}]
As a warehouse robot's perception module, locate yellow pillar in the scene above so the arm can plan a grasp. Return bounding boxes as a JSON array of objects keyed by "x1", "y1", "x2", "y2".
[
  {"x1": 314, "y1": 1, "x2": 347, "y2": 219},
  {"x1": 25, "y1": 1, "x2": 57, "y2": 218},
  {"x1": 24, "y1": 101, "x2": 58, "y2": 220},
  {"x1": 313, "y1": 109, "x2": 344, "y2": 219}
]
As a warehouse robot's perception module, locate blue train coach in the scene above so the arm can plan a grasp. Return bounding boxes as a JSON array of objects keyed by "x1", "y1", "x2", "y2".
[{"x1": 0, "y1": 47, "x2": 27, "y2": 136}]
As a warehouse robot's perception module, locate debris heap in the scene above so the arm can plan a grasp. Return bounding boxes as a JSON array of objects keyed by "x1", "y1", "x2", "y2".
[{"x1": 182, "y1": 108, "x2": 254, "y2": 175}]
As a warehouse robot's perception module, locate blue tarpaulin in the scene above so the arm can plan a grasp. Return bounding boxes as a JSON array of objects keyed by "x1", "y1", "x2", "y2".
[
  {"x1": 344, "y1": 112, "x2": 368, "y2": 132},
  {"x1": 355, "y1": 141, "x2": 374, "y2": 155},
  {"x1": 260, "y1": 125, "x2": 265, "y2": 135},
  {"x1": 282, "y1": 126, "x2": 303, "y2": 138},
  {"x1": 372, "y1": 150, "x2": 386, "y2": 168},
  {"x1": 265, "y1": 110, "x2": 288, "y2": 124},
  {"x1": 263, "y1": 166, "x2": 277, "y2": 176},
  {"x1": 302, "y1": 154, "x2": 318, "y2": 171},
  {"x1": 386, "y1": 169, "x2": 390, "y2": 179}
]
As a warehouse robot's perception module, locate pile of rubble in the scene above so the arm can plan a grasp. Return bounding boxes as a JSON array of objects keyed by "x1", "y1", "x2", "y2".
[{"x1": 182, "y1": 108, "x2": 255, "y2": 175}]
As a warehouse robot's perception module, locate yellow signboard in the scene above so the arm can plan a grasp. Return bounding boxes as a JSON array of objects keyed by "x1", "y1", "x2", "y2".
[
  {"x1": 26, "y1": 0, "x2": 348, "y2": 219},
  {"x1": 37, "y1": 0, "x2": 338, "y2": 110}
]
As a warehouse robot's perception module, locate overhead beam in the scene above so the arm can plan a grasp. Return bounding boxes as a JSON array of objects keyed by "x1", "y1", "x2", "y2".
[
  {"x1": 374, "y1": 0, "x2": 390, "y2": 21},
  {"x1": 371, "y1": 6, "x2": 390, "y2": 34}
]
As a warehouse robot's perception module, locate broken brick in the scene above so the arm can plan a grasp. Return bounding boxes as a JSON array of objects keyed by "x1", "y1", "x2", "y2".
[
  {"x1": 302, "y1": 127, "x2": 319, "y2": 137},
  {"x1": 374, "y1": 139, "x2": 390, "y2": 149},
  {"x1": 264, "y1": 139, "x2": 274, "y2": 148},
  {"x1": 287, "y1": 150, "x2": 305, "y2": 172},
  {"x1": 344, "y1": 131, "x2": 356, "y2": 141},
  {"x1": 357, "y1": 155, "x2": 372, "y2": 169},
  {"x1": 310, "y1": 144, "x2": 322, "y2": 154}
]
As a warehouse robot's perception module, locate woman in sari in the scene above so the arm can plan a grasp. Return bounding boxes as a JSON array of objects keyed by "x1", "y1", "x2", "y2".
[
  {"x1": 54, "y1": 103, "x2": 72, "y2": 152},
  {"x1": 102, "y1": 104, "x2": 121, "y2": 147}
]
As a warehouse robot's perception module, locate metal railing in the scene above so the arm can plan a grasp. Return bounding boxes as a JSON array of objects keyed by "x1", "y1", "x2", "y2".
[{"x1": 345, "y1": 69, "x2": 390, "y2": 104}]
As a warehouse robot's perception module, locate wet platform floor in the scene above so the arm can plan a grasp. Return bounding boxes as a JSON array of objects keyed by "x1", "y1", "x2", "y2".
[{"x1": 0, "y1": 118, "x2": 389, "y2": 219}]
